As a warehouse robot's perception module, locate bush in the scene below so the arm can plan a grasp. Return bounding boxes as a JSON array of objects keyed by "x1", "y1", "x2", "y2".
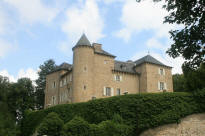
[
  {"x1": 61, "y1": 116, "x2": 90, "y2": 136},
  {"x1": 37, "y1": 112, "x2": 64, "y2": 136},
  {"x1": 97, "y1": 114, "x2": 133, "y2": 136},
  {"x1": 22, "y1": 92, "x2": 205, "y2": 136}
]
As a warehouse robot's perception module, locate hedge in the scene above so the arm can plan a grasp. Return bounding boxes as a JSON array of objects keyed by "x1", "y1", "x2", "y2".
[{"x1": 22, "y1": 90, "x2": 205, "y2": 136}]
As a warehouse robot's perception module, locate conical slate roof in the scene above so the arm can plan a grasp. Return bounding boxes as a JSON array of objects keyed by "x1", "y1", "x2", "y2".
[
  {"x1": 134, "y1": 55, "x2": 170, "y2": 67},
  {"x1": 75, "y1": 33, "x2": 91, "y2": 46}
]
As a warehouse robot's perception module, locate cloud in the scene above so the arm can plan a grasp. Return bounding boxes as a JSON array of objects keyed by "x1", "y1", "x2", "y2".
[
  {"x1": 131, "y1": 51, "x2": 184, "y2": 74},
  {"x1": 3, "y1": 0, "x2": 60, "y2": 24},
  {"x1": 115, "y1": 0, "x2": 174, "y2": 41},
  {"x1": 0, "y1": 68, "x2": 38, "y2": 82},
  {"x1": 61, "y1": 0, "x2": 104, "y2": 45}
]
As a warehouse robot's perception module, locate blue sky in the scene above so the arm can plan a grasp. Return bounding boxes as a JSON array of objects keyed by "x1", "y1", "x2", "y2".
[{"x1": 0, "y1": 0, "x2": 184, "y2": 82}]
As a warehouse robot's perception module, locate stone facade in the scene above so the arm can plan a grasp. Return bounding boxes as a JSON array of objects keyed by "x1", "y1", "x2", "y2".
[
  {"x1": 140, "y1": 113, "x2": 205, "y2": 136},
  {"x1": 44, "y1": 34, "x2": 173, "y2": 108}
]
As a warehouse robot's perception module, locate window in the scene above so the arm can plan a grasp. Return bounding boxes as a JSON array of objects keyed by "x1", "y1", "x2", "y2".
[
  {"x1": 69, "y1": 75, "x2": 72, "y2": 81},
  {"x1": 159, "y1": 68, "x2": 165, "y2": 75},
  {"x1": 63, "y1": 78, "x2": 67, "y2": 85},
  {"x1": 106, "y1": 87, "x2": 111, "y2": 96},
  {"x1": 158, "y1": 82, "x2": 167, "y2": 91},
  {"x1": 52, "y1": 81, "x2": 56, "y2": 88},
  {"x1": 52, "y1": 96, "x2": 56, "y2": 105},
  {"x1": 160, "y1": 82, "x2": 164, "y2": 90},
  {"x1": 84, "y1": 67, "x2": 87, "y2": 72},
  {"x1": 92, "y1": 96, "x2": 96, "y2": 100},
  {"x1": 60, "y1": 80, "x2": 63, "y2": 87},
  {"x1": 114, "y1": 75, "x2": 122, "y2": 81},
  {"x1": 116, "y1": 75, "x2": 120, "y2": 81},
  {"x1": 117, "y1": 88, "x2": 121, "y2": 95},
  {"x1": 84, "y1": 85, "x2": 86, "y2": 90},
  {"x1": 104, "y1": 60, "x2": 108, "y2": 64}
]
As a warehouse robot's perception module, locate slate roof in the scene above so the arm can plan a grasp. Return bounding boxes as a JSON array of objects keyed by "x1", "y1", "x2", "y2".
[
  {"x1": 113, "y1": 60, "x2": 138, "y2": 74},
  {"x1": 75, "y1": 33, "x2": 91, "y2": 46},
  {"x1": 134, "y1": 55, "x2": 171, "y2": 67},
  {"x1": 94, "y1": 49, "x2": 116, "y2": 58},
  {"x1": 48, "y1": 62, "x2": 72, "y2": 75}
]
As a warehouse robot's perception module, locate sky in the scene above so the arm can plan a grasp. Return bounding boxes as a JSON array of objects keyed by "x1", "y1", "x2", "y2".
[{"x1": 0, "y1": 0, "x2": 184, "y2": 82}]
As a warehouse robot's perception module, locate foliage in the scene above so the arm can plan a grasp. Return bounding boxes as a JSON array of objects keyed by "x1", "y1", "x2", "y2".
[
  {"x1": 22, "y1": 92, "x2": 205, "y2": 136},
  {"x1": 37, "y1": 112, "x2": 64, "y2": 136},
  {"x1": 61, "y1": 116, "x2": 90, "y2": 136},
  {"x1": 173, "y1": 64, "x2": 205, "y2": 92},
  {"x1": 35, "y1": 59, "x2": 56, "y2": 110},
  {"x1": 172, "y1": 74, "x2": 185, "y2": 92},
  {"x1": 61, "y1": 114, "x2": 132, "y2": 136},
  {"x1": 0, "y1": 75, "x2": 36, "y2": 136},
  {"x1": 97, "y1": 114, "x2": 133, "y2": 136},
  {"x1": 183, "y1": 63, "x2": 205, "y2": 91},
  {"x1": 154, "y1": 0, "x2": 205, "y2": 69}
]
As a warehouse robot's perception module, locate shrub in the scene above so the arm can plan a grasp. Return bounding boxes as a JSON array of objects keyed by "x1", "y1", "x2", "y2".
[
  {"x1": 22, "y1": 92, "x2": 205, "y2": 136},
  {"x1": 98, "y1": 114, "x2": 133, "y2": 136},
  {"x1": 37, "y1": 112, "x2": 64, "y2": 136},
  {"x1": 61, "y1": 116, "x2": 90, "y2": 136}
]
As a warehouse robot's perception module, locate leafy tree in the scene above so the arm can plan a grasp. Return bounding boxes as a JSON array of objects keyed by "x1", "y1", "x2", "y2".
[
  {"x1": 183, "y1": 63, "x2": 205, "y2": 91},
  {"x1": 7, "y1": 78, "x2": 35, "y2": 121},
  {"x1": 37, "y1": 112, "x2": 64, "y2": 136},
  {"x1": 172, "y1": 74, "x2": 186, "y2": 92},
  {"x1": 98, "y1": 114, "x2": 133, "y2": 136},
  {"x1": 140, "y1": 0, "x2": 205, "y2": 69},
  {"x1": 35, "y1": 59, "x2": 56, "y2": 109},
  {"x1": 61, "y1": 116, "x2": 90, "y2": 136}
]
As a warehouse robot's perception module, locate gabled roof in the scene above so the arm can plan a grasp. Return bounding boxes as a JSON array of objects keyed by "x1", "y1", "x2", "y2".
[
  {"x1": 113, "y1": 60, "x2": 138, "y2": 74},
  {"x1": 94, "y1": 49, "x2": 116, "y2": 58},
  {"x1": 48, "y1": 62, "x2": 72, "y2": 75},
  {"x1": 134, "y1": 55, "x2": 171, "y2": 67},
  {"x1": 75, "y1": 33, "x2": 91, "y2": 46}
]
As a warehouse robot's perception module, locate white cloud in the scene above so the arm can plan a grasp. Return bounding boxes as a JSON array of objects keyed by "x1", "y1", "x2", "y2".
[
  {"x1": 146, "y1": 37, "x2": 164, "y2": 49},
  {"x1": 3, "y1": 0, "x2": 60, "y2": 24},
  {"x1": 61, "y1": 0, "x2": 104, "y2": 45},
  {"x1": 116, "y1": 0, "x2": 174, "y2": 41},
  {"x1": 0, "y1": 68, "x2": 38, "y2": 82},
  {"x1": 102, "y1": 0, "x2": 123, "y2": 4},
  {"x1": 131, "y1": 51, "x2": 184, "y2": 74}
]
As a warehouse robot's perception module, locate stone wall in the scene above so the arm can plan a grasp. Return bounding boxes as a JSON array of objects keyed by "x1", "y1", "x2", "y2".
[{"x1": 140, "y1": 113, "x2": 205, "y2": 136}]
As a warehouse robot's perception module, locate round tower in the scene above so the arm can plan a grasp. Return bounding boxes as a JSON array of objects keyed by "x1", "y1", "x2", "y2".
[{"x1": 72, "y1": 34, "x2": 94, "y2": 103}]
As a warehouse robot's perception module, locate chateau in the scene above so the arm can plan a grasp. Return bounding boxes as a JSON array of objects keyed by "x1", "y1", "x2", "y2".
[{"x1": 44, "y1": 34, "x2": 173, "y2": 108}]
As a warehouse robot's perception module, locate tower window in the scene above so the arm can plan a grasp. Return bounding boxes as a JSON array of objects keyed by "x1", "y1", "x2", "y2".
[{"x1": 84, "y1": 67, "x2": 87, "y2": 72}]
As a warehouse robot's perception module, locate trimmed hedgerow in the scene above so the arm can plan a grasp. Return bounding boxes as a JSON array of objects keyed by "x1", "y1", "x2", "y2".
[{"x1": 22, "y1": 91, "x2": 205, "y2": 136}]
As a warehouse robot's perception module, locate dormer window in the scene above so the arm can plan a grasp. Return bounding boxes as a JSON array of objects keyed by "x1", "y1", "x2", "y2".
[
  {"x1": 114, "y1": 75, "x2": 122, "y2": 81},
  {"x1": 116, "y1": 75, "x2": 120, "y2": 81}
]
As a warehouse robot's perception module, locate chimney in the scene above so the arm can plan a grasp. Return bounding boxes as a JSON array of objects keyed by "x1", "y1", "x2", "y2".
[{"x1": 92, "y1": 43, "x2": 102, "y2": 51}]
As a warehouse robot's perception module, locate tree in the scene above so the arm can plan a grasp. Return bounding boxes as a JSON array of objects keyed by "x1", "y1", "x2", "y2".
[
  {"x1": 37, "y1": 112, "x2": 64, "y2": 136},
  {"x1": 35, "y1": 59, "x2": 56, "y2": 109},
  {"x1": 8, "y1": 78, "x2": 35, "y2": 121},
  {"x1": 172, "y1": 74, "x2": 186, "y2": 92},
  {"x1": 183, "y1": 63, "x2": 205, "y2": 91},
  {"x1": 143, "y1": 0, "x2": 205, "y2": 69},
  {"x1": 61, "y1": 116, "x2": 90, "y2": 136}
]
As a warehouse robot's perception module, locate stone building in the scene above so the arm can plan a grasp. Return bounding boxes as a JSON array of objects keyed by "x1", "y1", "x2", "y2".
[{"x1": 44, "y1": 34, "x2": 173, "y2": 108}]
